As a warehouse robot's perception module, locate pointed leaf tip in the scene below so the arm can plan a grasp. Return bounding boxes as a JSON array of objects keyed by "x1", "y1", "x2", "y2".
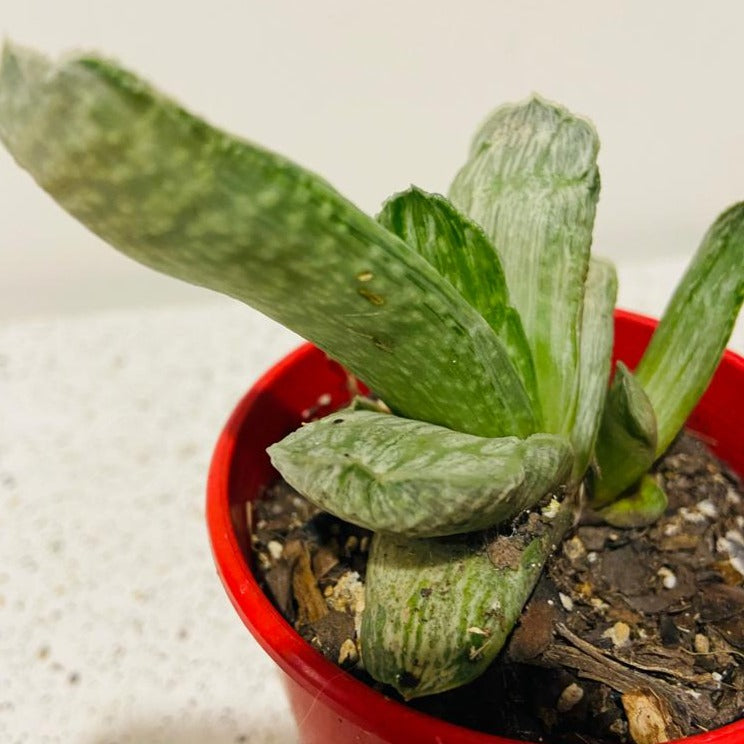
[
  {"x1": 591, "y1": 362, "x2": 657, "y2": 507},
  {"x1": 378, "y1": 187, "x2": 540, "y2": 419},
  {"x1": 635, "y1": 202, "x2": 744, "y2": 455},
  {"x1": 450, "y1": 96, "x2": 600, "y2": 436}
]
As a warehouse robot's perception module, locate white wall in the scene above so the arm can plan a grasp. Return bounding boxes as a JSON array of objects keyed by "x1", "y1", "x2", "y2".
[{"x1": 2, "y1": 0, "x2": 744, "y2": 319}]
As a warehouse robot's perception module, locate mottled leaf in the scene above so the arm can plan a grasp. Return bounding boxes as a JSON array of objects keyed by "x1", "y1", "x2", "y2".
[
  {"x1": 0, "y1": 43, "x2": 536, "y2": 438},
  {"x1": 590, "y1": 363, "x2": 657, "y2": 508},
  {"x1": 450, "y1": 96, "x2": 600, "y2": 435},
  {"x1": 570, "y1": 258, "x2": 618, "y2": 482},
  {"x1": 378, "y1": 187, "x2": 539, "y2": 419},
  {"x1": 360, "y1": 490, "x2": 579, "y2": 697},
  {"x1": 268, "y1": 408, "x2": 572, "y2": 537},
  {"x1": 635, "y1": 202, "x2": 744, "y2": 455}
]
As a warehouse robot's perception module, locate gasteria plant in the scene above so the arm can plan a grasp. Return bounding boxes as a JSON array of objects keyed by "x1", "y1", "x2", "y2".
[{"x1": 1, "y1": 43, "x2": 743, "y2": 700}]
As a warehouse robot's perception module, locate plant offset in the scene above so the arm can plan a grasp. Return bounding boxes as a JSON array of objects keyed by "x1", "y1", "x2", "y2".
[{"x1": 1, "y1": 44, "x2": 743, "y2": 701}]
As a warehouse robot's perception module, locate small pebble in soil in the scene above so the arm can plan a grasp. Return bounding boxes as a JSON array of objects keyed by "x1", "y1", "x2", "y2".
[
  {"x1": 558, "y1": 592, "x2": 574, "y2": 612},
  {"x1": 602, "y1": 622, "x2": 630, "y2": 648},
  {"x1": 656, "y1": 566, "x2": 677, "y2": 589},
  {"x1": 694, "y1": 633, "x2": 710, "y2": 655},
  {"x1": 556, "y1": 682, "x2": 584, "y2": 713}
]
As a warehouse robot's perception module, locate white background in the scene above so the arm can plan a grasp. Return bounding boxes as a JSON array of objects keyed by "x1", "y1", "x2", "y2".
[{"x1": 2, "y1": 0, "x2": 744, "y2": 319}]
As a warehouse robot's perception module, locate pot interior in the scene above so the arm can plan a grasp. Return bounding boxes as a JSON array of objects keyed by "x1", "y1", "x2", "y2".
[{"x1": 209, "y1": 310, "x2": 744, "y2": 744}]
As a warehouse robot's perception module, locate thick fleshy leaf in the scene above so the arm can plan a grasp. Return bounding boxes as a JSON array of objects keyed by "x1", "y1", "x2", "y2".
[
  {"x1": 360, "y1": 490, "x2": 579, "y2": 697},
  {"x1": 449, "y1": 96, "x2": 600, "y2": 435},
  {"x1": 570, "y1": 258, "x2": 618, "y2": 482},
  {"x1": 590, "y1": 363, "x2": 657, "y2": 508},
  {"x1": 268, "y1": 408, "x2": 573, "y2": 537},
  {"x1": 596, "y1": 474, "x2": 668, "y2": 528},
  {"x1": 0, "y1": 43, "x2": 536, "y2": 438},
  {"x1": 635, "y1": 202, "x2": 744, "y2": 455},
  {"x1": 378, "y1": 187, "x2": 539, "y2": 419}
]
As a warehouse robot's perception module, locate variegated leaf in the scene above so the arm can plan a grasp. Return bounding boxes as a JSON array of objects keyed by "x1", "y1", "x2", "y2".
[
  {"x1": 268, "y1": 408, "x2": 573, "y2": 537},
  {"x1": 635, "y1": 202, "x2": 744, "y2": 455},
  {"x1": 360, "y1": 490, "x2": 579, "y2": 697},
  {"x1": 0, "y1": 43, "x2": 536, "y2": 438},
  {"x1": 450, "y1": 96, "x2": 600, "y2": 436},
  {"x1": 591, "y1": 363, "x2": 657, "y2": 507},
  {"x1": 570, "y1": 258, "x2": 618, "y2": 482},
  {"x1": 378, "y1": 187, "x2": 539, "y2": 419}
]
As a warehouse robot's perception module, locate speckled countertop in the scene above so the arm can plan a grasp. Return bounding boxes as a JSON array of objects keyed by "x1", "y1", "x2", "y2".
[{"x1": 1, "y1": 261, "x2": 742, "y2": 744}]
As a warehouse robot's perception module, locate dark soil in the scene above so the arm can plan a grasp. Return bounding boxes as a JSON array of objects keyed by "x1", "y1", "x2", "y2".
[{"x1": 251, "y1": 433, "x2": 744, "y2": 744}]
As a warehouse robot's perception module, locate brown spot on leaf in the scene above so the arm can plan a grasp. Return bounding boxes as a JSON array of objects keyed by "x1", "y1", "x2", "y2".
[
  {"x1": 357, "y1": 288, "x2": 385, "y2": 306},
  {"x1": 397, "y1": 670, "x2": 420, "y2": 690},
  {"x1": 487, "y1": 536, "x2": 524, "y2": 571},
  {"x1": 371, "y1": 335, "x2": 393, "y2": 353}
]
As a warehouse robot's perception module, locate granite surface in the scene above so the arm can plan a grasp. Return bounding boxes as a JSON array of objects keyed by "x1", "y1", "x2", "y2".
[
  {"x1": 0, "y1": 301, "x2": 301, "y2": 744},
  {"x1": 1, "y1": 262, "x2": 742, "y2": 744}
]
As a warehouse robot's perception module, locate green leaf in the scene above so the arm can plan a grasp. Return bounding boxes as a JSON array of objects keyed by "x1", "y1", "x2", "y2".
[
  {"x1": 590, "y1": 363, "x2": 657, "y2": 508},
  {"x1": 449, "y1": 95, "x2": 600, "y2": 436},
  {"x1": 0, "y1": 42, "x2": 536, "y2": 439},
  {"x1": 360, "y1": 490, "x2": 578, "y2": 698},
  {"x1": 268, "y1": 408, "x2": 572, "y2": 537},
  {"x1": 378, "y1": 187, "x2": 540, "y2": 419},
  {"x1": 596, "y1": 474, "x2": 668, "y2": 528},
  {"x1": 570, "y1": 258, "x2": 618, "y2": 482},
  {"x1": 635, "y1": 202, "x2": 744, "y2": 455}
]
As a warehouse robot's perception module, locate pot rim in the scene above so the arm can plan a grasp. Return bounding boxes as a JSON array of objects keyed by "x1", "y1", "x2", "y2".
[{"x1": 207, "y1": 308, "x2": 744, "y2": 744}]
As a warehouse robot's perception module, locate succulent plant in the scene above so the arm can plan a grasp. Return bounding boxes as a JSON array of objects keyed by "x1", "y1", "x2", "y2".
[{"x1": 1, "y1": 42, "x2": 742, "y2": 699}]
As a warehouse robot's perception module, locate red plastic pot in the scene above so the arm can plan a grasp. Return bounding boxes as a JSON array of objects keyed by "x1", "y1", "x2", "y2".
[{"x1": 207, "y1": 309, "x2": 744, "y2": 744}]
